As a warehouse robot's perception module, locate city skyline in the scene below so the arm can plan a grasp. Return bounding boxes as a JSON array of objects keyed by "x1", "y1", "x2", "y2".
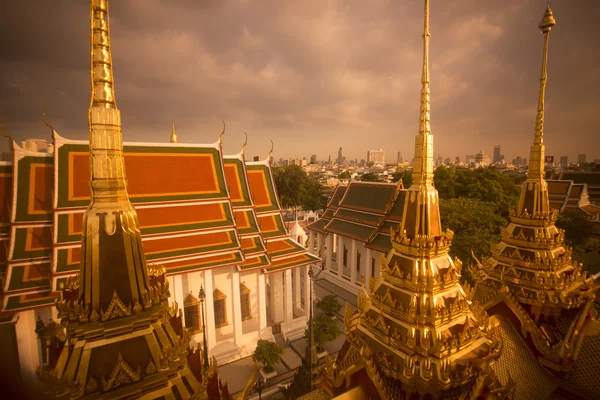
[{"x1": 1, "y1": 0, "x2": 599, "y2": 162}]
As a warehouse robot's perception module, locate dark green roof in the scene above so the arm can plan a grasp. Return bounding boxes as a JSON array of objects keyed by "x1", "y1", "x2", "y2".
[
  {"x1": 339, "y1": 182, "x2": 397, "y2": 213},
  {"x1": 325, "y1": 218, "x2": 376, "y2": 242},
  {"x1": 366, "y1": 233, "x2": 393, "y2": 252},
  {"x1": 335, "y1": 208, "x2": 382, "y2": 226}
]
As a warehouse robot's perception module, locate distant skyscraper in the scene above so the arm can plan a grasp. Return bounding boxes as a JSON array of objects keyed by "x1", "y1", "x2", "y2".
[
  {"x1": 253, "y1": 156, "x2": 260, "y2": 162},
  {"x1": 310, "y1": 154, "x2": 317, "y2": 164},
  {"x1": 577, "y1": 154, "x2": 587, "y2": 164},
  {"x1": 367, "y1": 149, "x2": 385, "y2": 164},
  {"x1": 337, "y1": 147, "x2": 343, "y2": 165},
  {"x1": 560, "y1": 155, "x2": 568, "y2": 166},
  {"x1": 493, "y1": 145, "x2": 502, "y2": 163},
  {"x1": 397, "y1": 151, "x2": 403, "y2": 163}
]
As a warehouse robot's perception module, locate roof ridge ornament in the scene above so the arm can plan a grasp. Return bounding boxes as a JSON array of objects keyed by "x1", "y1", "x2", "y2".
[
  {"x1": 267, "y1": 140, "x2": 274, "y2": 161},
  {"x1": 218, "y1": 120, "x2": 226, "y2": 145},
  {"x1": 170, "y1": 122, "x2": 178, "y2": 143},
  {"x1": 0, "y1": 122, "x2": 14, "y2": 142},
  {"x1": 241, "y1": 132, "x2": 248, "y2": 154}
]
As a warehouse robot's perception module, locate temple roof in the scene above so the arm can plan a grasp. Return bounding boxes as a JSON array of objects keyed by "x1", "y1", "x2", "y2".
[{"x1": 0, "y1": 136, "x2": 319, "y2": 314}]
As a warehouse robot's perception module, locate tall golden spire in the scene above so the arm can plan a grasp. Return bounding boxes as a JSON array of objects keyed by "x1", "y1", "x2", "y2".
[
  {"x1": 80, "y1": 0, "x2": 150, "y2": 315},
  {"x1": 516, "y1": 3, "x2": 555, "y2": 216},
  {"x1": 170, "y1": 122, "x2": 178, "y2": 143},
  {"x1": 401, "y1": 0, "x2": 441, "y2": 239}
]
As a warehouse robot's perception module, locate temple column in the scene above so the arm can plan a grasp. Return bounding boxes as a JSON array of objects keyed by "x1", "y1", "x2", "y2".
[
  {"x1": 337, "y1": 235, "x2": 343, "y2": 276},
  {"x1": 258, "y1": 272, "x2": 268, "y2": 337},
  {"x1": 350, "y1": 239, "x2": 357, "y2": 283},
  {"x1": 284, "y1": 269, "x2": 294, "y2": 326},
  {"x1": 365, "y1": 247, "x2": 373, "y2": 292},
  {"x1": 294, "y1": 267, "x2": 302, "y2": 315},
  {"x1": 15, "y1": 310, "x2": 41, "y2": 391},
  {"x1": 231, "y1": 267, "x2": 243, "y2": 346},
  {"x1": 325, "y1": 234, "x2": 332, "y2": 271},
  {"x1": 303, "y1": 266, "x2": 311, "y2": 316},
  {"x1": 316, "y1": 233, "x2": 322, "y2": 254},
  {"x1": 308, "y1": 231, "x2": 314, "y2": 252},
  {"x1": 203, "y1": 269, "x2": 217, "y2": 351},
  {"x1": 270, "y1": 272, "x2": 285, "y2": 324}
]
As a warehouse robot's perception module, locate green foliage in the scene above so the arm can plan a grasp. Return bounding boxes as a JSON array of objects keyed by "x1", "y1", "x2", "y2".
[
  {"x1": 555, "y1": 212, "x2": 595, "y2": 271},
  {"x1": 254, "y1": 339, "x2": 284, "y2": 371},
  {"x1": 316, "y1": 295, "x2": 342, "y2": 317},
  {"x1": 434, "y1": 166, "x2": 520, "y2": 218},
  {"x1": 361, "y1": 172, "x2": 381, "y2": 182},
  {"x1": 273, "y1": 165, "x2": 326, "y2": 210},
  {"x1": 392, "y1": 169, "x2": 412, "y2": 188},
  {"x1": 440, "y1": 197, "x2": 507, "y2": 282},
  {"x1": 306, "y1": 314, "x2": 341, "y2": 351},
  {"x1": 338, "y1": 171, "x2": 351, "y2": 180}
]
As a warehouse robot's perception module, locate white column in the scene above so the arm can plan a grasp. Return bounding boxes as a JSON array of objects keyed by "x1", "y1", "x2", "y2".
[
  {"x1": 258, "y1": 272, "x2": 268, "y2": 337},
  {"x1": 365, "y1": 247, "x2": 373, "y2": 292},
  {"x1": 172, "y1": 274, "x2": 185, "y2": 315},
  {"x1": 203, "y1": 269, "x2": 216, "y2": 350},
  {"x1": 293, "y1": 267, "x2": 301, "y2": 314},
  {"x1": 350, "y1": 239, "x2": 357, "y2": 283},
  {"x1": 16, "y1": 310, "x2": 41, "y2": 390},
  {"x1": 337, "y1": 235, "x2": 343, "y2": 275},
  {"x1": 284, "y1": 269, "x2": 294, "y2": 325},
  {"x1": 231, "y1": 267, "x2": 243, "y2": 346},
  {"x1": 303, "y1": 266, "x2": 311, "y2": 315},
  {"x1": 325, "y1": 234, "x2": 332, "y2": 271},
  {"x1": 270, "y1": 272, "x2": 285, "y2": 324}
]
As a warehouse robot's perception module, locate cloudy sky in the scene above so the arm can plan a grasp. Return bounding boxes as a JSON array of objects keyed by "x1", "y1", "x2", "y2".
[{"x1": 1, "y1": 0, "x2": 598, "y2": 163}]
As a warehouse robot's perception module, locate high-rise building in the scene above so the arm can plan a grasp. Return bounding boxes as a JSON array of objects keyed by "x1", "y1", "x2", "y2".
[
  {"x1": 397, "y1": 151, "x2": 402, "y2": 163},
  {"x1": 493, "y1": 145, "x2": 501, "y2": 163},
  {"x1": 21, "y1": 139, "x2": 52, "y2": 153},
  {"x1": 337, "y1": 147, "x2": 343, "y2": 165},
  {"x1": 578, "y1": 153, "x2": 587, "y2": 164},
  {"x1": 367, "y1": 148, "x2": 385, "y2": 164},
  {"x1": 310, "y1": 154, "x2": 317, "y2": 164},
  {"x1": 253, "y1": 155, "x2": 260, "y2": 162},
  {"x1": 560, "y1": 155, "x2": 568, "y2": 165}
]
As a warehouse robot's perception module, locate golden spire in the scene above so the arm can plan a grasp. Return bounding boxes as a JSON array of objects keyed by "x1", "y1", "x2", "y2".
[
  {"x1": 170, "y1": 122, "x2": 178, "y2": 143},
  {"x1": 516, "y1": 3, "x2": 555, "y2": 216},
  {"x1": 411, "y1": 0, "x2": 433, "y2": 188},
  {"x1": 400, "y1": 0, "x2": 441, "y2": 239},
  {"x1": 80, "y1": 0, "x2": 150, "y2": 315}
]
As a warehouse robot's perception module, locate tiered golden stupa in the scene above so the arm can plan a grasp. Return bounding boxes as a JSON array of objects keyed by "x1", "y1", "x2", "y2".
[
  {"x1": 35, "y1": 1, "x2": 218, "y2": 398},
  {"x1": 472, "y1": 5, "x2": 600, "y2": 399},
  {"x1": 313, "y1": 1, "x2": 502, "y2": 399}
]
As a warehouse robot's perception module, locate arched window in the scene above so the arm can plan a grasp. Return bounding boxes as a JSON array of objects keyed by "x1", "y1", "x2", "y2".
[
  {"x1": 240, "y1": 283, "x2": 252, "y2": 321},
  {"x1": 183, "y1": 293, "x2": 202, "y2": 334},
  {"x1": 213, "y1": 289, "x2": 228, "y2": 328}
]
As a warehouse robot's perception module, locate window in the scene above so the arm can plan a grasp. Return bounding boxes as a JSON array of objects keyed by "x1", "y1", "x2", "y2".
[
  {"x1": 183, "y1": 293, "x2": 202, "y2": 334},
  {"x1": 371, "y1": 258, "x2": 376, "y2": 278},
  {"x1": 356, "y1": 252, "x2": 361, "y2": 275},
  {"x1": 213, "y1": 289, "x2": 228, "y2": 328},
  {"x1": 343, "y1": 245, "x2": 348, "y2": 267},
  {"x1": 240, "y1": 283, "x2": 252, "y2": 321}
]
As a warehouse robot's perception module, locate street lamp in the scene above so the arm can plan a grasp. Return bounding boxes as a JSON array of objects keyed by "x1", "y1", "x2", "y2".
[
  {"x1": 198, "y1": 285, "x2": 209, "y2": 370},
  {"x1": 255, "y1": 377, "x2": 267, "y2": 400}
]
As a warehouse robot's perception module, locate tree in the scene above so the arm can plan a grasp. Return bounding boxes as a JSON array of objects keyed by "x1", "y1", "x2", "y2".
[
  {"x1": 315, "y1": 295, "x2": 342, "y2": 318},
  {"x1": 308, "y1": 314, "x2": 341, "y2": 352},
  {"x1": 439, "y1": 197, "x2": 507, "y2": 282},
  {"x1": 392, "y1": 169, "x2": 412, "y2": 188},
  {"x1": 555, "y1": 212, "x2": 595, "y2": 271},
  {"x1": 361, "y1": 172, "x2": 381, "y2": 182},
  {"x1": 273, "y1": 165, "x2": 326, "y2": 210},
  {"x1": 338, "y1": 171, "x2": 351, "y2": 180},
  {"x1": 254, "y1": 339, "x2": 284, "y2": 373}
]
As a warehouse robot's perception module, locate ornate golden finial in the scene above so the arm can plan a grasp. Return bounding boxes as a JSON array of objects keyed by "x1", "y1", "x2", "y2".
[
  {"x1": 241, "y1": 132, "x2": 248, "y2": 154},
  {"x1": 219, "y1": 120, "x2": 226, "y2": 145},
  {"x1": 89, "y1": 0, "x2": 116, "y2": 108},
  {"x1": 267, "y1": 140, "x2": 274, "y2": 160},
  {"x1": 42, "y1": 109, "x2": 55, "y2": 134},
  {"x1": 0, "y1": 122, "x2": 14, "y2": 142},
  {"x1": 170, "y1": 122, "x2": 178, "y2": 143},
  {"x1": 533, "y1": 3, "x2": 555, "y2": 146}
]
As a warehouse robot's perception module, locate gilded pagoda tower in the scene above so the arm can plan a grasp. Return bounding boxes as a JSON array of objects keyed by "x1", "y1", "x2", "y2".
[
  {"x1": 473, "y1": 4, "x2": 599, "y2": 378},
  {"x1": 318, "y1": 1, "x2": 500, "y2": 399},
  {"x1": 37, "y1": 1, "x2": 211, "y2": 398}
]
